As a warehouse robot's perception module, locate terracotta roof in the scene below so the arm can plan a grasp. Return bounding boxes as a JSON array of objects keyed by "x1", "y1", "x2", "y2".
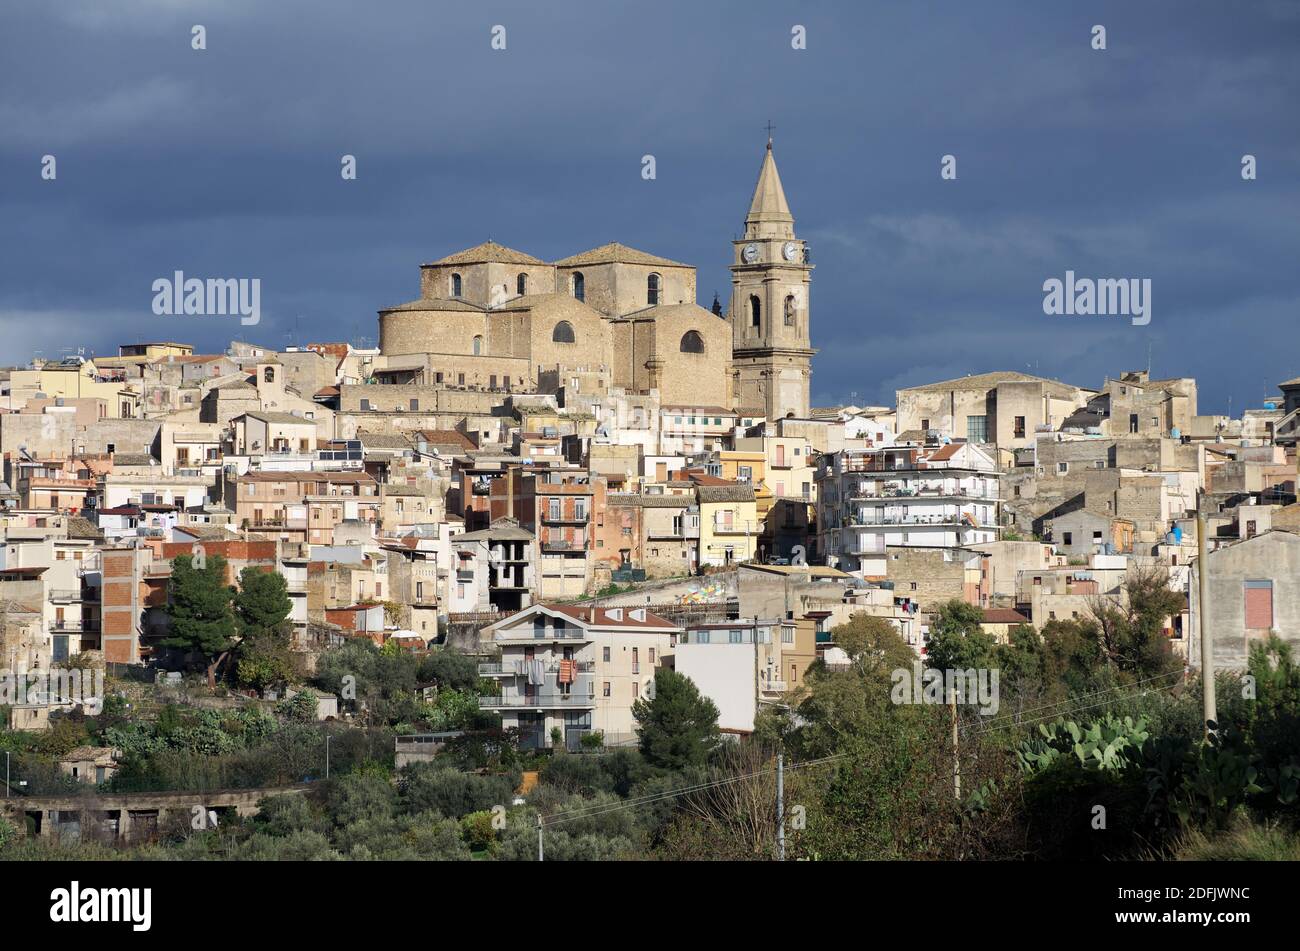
[
  {"x1": 925, "y1": 443, "x2": 962, "y2": 462},
  {"x1": 544, "y1": 603, "x2": 677, "y2": 629},
  {"x1": 553, "y1": 242, "x2": 688, "y2": 268},
  {"x1": 426, "y1": 241, "x2": 546, "y2": 267}
]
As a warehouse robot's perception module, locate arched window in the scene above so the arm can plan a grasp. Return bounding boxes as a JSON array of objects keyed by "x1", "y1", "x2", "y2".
[
  {"x1": 680, "y1": 331, "x2": 705, "y2": 354},
  {"x1": 552, "y1": 321, "x2": 575, "y2": 344},
  {"x1": 647, "y1": 273, "x2": 661, "y2": 306},
  {"x1": 749, "y1": 295, "x2": 761, "y2": 329},
  {"x1": 517, "y1": 273, "x2": 527, "y2": 296},
  {"x1": 263, "y1": 366, "x2": 275, "y2": 383},
  {"x1": 472, "y1": 335, "x2": 483, "y2": 356},
  {"x1": 784, "y1": 295, "x2": 796, "y2": 327},
  {"x1": 451, "y1": 273, "x2": 463, "y2": 298},
  {"x1": 573, "y1": 272, "x2": 585, "y2": 302}
]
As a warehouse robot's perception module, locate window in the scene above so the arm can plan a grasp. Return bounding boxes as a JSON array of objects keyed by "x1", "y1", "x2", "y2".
[
  {"x1": 680, "y1": 330, "x2": 704, "y2": 354},
  {"x1": 451, "y1": 273, "x2": 462, "y2": 297},
  {"x1": 472, "y1": 335, "x2": 482, "y2": 356},
  {"x1": 603, "y1": 682, "x2": 611, "y2": 697},
  {"x1": 784, "y1": 295, "x2": 796, "y2": 326},
  {"x1": 749, "y1": 295, "x2": 761, "y2": 329},
  {"x1": 603, "y1": 646, "x2": 611, "y2": 662},
  {"x1": 516, "y1": 273, "x2": 527, "y2": 295},
  {"x1": 632, "y1": 682, "x2": 640, "y2": 699},
  {"x1": 552, "y1": 320, "x2": 575, "y2": 343},
  {"x1": 649, "y1": 648, "x2": 656, "y2": 664},
  {"x1": 409, "y1": 399, "x2": 419, "y2": 412},
  {"x1": 966, "y1": 415, "x2": 988, "y2": 443},
  {"x1": 1129, "y1": 413, "x2": 1139, "y2": 433},
  {"x1": 572, "y1": 271, "x2": 585, "y2": 302},
  {"x1": 1244, "y1": 580, "x2": 1273, "y2": 630},
  {"x1": 360, "y1": 399, "x2": 371, "y2": 411},
  {"x1": 1014, "y1": 416, "x2": 1026, "y2": 438},
  {"x1": 647, "y1": 273, "x2": 661, "y2": 305},
  {"x1": 1063, "y1": 532, "x2": 1073, "y2": 546},
  {"x1": 919, "y1": 420, "x2": 929, "y2": 433},
  {"x1": 1057, "y1": 462, "x2": 1068, "y2": 474}
]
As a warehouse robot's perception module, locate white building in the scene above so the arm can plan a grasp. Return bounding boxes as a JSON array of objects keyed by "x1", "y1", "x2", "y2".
[{"x1": 817, "y1": 441, "x2": 1001, "y2": 577}]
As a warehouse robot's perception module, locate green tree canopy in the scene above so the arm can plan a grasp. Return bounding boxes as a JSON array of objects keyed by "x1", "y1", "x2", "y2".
[
  {"x1": 632, "y1": 668, "x2": 721, "y2": 770},
  {"x1": 925, "y1": 599, "x2": 998, "y2": 671},
  {"x1": 162, "y1": 553, "x2": 236, "y2": 687}
]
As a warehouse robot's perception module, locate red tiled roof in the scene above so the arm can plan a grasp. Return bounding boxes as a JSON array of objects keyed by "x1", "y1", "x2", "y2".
[{"x1": 545, "y1": 603, "x2": 676, "y2": 629}]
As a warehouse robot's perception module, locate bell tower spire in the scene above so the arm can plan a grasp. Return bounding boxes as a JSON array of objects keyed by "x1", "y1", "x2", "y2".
[{"x1": 729, "y1": 138, "x2": 815, "y2": 420}]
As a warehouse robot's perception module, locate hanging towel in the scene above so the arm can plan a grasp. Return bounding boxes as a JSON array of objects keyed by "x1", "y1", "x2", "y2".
[{"x1": 557, "y1": 659, "x2": 576, "y2": 685}]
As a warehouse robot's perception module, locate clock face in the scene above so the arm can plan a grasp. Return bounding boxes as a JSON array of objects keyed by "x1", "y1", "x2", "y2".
[
  {"x1": 742, "y1": 243, "x2": 760, "y2": 263},
  {"x1": 783, "y1": 241, "x2": 799, "y2": 262}
]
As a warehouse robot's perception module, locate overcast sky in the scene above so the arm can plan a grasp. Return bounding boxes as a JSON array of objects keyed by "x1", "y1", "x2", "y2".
[{"x1": 2, "y1": 0, "x2": 1297, "y2": 413}]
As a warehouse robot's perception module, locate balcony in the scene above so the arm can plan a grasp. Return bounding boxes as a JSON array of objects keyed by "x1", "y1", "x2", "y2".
[
  {"x1": 762, "y1": 680, "x2": 789, "y2": 693},
  {"x1": 478, "y1": 693, "x2": 596, "y2": 710},
  {"x1": 478, "y1": 660, "x2": 596, "y2": 677},
  {"x1": 49, "y1": 589, "x2": 97, "y2": 603},
  {"x1": 494, "y1": 626, "x2": 591, "y2": 643},
  {"x1": 51, "y1": 619, "x2": 85, "y2": 632}
]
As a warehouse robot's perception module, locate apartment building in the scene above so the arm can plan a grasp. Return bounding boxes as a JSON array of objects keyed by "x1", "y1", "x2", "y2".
[
  {"x1": 223, "y1": 471, "x2": 379, "y2": 544},
  {"x1": 478, "y1": 603, "x2": 679, "y2": 750},
  {"x1": 817, "y1": 441, "x2": 1000, "y2": 577}
]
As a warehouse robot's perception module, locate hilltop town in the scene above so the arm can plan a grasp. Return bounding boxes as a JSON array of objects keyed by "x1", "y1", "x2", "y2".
[{"x1": 1, "y1": 143, "x2": 1297, "y2": 862}]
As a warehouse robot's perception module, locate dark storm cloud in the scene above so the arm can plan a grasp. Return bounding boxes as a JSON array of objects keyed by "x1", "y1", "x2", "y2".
[{"x1": 0, "y1": 0, "x2": 1296, "y2": 411}]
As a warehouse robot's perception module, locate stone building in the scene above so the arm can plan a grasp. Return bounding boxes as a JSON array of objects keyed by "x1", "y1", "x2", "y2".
[{"x1": 367, "y1": 142, "x2": 815, "y2": 418}]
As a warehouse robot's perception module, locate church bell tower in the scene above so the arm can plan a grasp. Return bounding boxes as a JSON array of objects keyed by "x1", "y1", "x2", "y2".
[{"x1": 729, "y1": 137, "x2": 815, "y2": 420}]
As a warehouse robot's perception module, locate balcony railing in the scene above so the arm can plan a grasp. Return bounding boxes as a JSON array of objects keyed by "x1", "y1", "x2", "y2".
[
  {"x1": 49, "y1": 589, "x2": 93, "y2": 602},
  {"x1": 478, "y1": 693, "x2": 596, "y2": 709},
  {"x1": 494, "y1": 627, "x2": 590, "y2": 642},
  {"x1": 479, "y1": 660, "x2": 596, "y2": 676}
]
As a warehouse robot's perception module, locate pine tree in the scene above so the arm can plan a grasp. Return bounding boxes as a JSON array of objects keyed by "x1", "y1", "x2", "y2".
[
  {"x1": 633, "y1": 668, "x2": 721, "y2": 770},
  {"x1": 162, "y1": 553, "x2": 236, "y2": 687}
]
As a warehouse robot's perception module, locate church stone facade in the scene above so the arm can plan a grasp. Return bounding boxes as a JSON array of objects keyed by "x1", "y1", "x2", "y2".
[{"x1": 372, "y1": 144, "x2": 813, "y2": 417}]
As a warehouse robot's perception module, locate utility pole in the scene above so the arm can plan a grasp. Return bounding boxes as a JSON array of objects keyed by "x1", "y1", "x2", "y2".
[
  {"x1": 537, "y1": 816, "x2": 544, "y2": 862},
  {"x1": 5, "y1": 750, "x2": 8, "y2": 798},
  {"x1": 1196, "y1": 489, "x2": 1216, "y2": 738},
  {"x1": 950, "y1": 688, "x2": 961, "y2": 802},
  {"x1": 325, "y1": 734, "x2": 331, "y2": 780},
  {"x1": 776, "y1": 752, "x2": 785, "y2": 861}
]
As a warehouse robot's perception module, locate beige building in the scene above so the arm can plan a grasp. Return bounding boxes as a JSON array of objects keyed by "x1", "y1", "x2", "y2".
[
  {"x1": 478, "y1": 603, "x2": 679, "y2": 750},
  {"x1": 896, "y1": 371, "x2": 1092, "y2": 452}
]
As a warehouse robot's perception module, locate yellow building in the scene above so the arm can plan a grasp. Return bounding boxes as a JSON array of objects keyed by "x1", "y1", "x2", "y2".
[
  {"x1": 8, "y1": 359, "x2": 140, "y2": 418},
  {"x1": 697, "y1": 483, "x2": 759, "y2": 567}
]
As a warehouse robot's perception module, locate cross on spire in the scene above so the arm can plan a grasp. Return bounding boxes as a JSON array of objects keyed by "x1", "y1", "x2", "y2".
[{"x1": 764, "y1": 120, "x2": 776, "y2": 147}]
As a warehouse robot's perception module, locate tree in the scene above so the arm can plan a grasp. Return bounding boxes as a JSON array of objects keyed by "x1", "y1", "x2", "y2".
[
  {"x1": 1087, "y1": 567, "x2": 1182, "y2": 678},
  {"x1": 632, "y1": 668, "x2": 720, "y2": 770},
  {"x1": 234, "y1": 567, "x2": 291, "y2": 637},
  {"x1": 162, "y1": 554, "x2": 236, "y2": 688},
  {"x1": 233, "y1": 567, "x2": 296, "y2": 692},
  {"x1": 925, "y1": 599, "x2": 997, "y2": 671},
  {"x1": 827, "y1": 612, "x2": 916, "y2": 679}
]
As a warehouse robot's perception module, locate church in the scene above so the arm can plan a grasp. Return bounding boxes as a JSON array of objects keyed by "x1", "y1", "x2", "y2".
[{"x1": 371, "y1": 141, "x2": 815, "y2": 419}]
